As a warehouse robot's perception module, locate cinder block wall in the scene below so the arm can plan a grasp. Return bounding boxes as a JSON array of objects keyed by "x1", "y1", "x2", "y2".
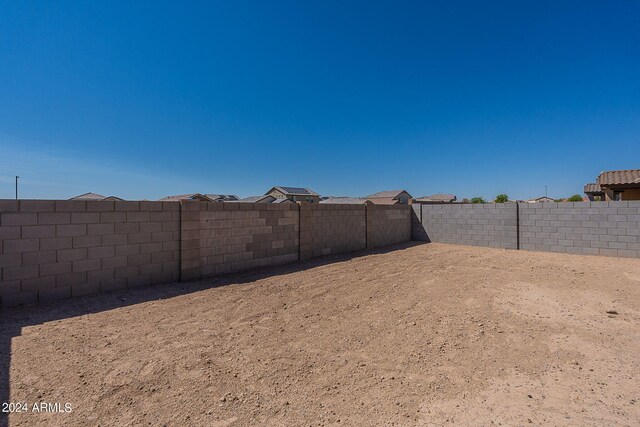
[
  {"x1": 411, "y1": 204, "x2": 429, "y2": 242},
  {"x1": 306, "y1": 204, "x2": 367, "y2": 258},
  {"x1": 180, "y1": 201, "x2": 299, "y2": 281},
  {"x1": 417, "y1": 203, "x2": 518, "y2": 249},
  {"x1": 1, "y1": 199, "x2": 412, "y2": 307},
  {"x1": 367, "y1": 205, "x2": 411, "y2": 248},
  {"x1": 0, "y1": 200, "x2": 180, "y2": 307},
  {"x1": 519, "y1": 201, "x2": 640, "y2": 257}
]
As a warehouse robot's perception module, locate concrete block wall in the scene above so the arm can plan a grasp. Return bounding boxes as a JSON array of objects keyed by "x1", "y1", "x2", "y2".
[
  {"x1": 411, "y1": 204, "x2": 429, "y2": 242},
  {"x1": 1, "y1": 199, "x2": 412, "y2": 307},
  {"x1": 180, "y1": 201, "x2": 299, "y2": 281},
  {"x1": 416, "y1": 203, "x2": 518, "y2": 249},
  {"x1": 367, "y1": 205, "x2": 412, "y2": 248},
  {"x1": 305, "y1": 203, "x2": 367, "y2": 258},
  {"x1": 0, "y1": 200, "x2": 180, "y2": 307},
  {"x1": 519, "y1": 201, "x2": 640, "y2": 258}
]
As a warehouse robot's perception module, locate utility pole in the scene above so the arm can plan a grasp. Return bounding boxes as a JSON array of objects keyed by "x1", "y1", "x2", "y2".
[
  {"x1": 15, "y1": 176, "x2": 19, "y2": 200},
  {"x1": 545, "y1": 185, "x2": 548, "y2": 198}
]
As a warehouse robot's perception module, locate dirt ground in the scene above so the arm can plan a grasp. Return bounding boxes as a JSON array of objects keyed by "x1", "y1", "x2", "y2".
[{"x1": 1, "y1": 242, "x2": 640, "y2": 426}]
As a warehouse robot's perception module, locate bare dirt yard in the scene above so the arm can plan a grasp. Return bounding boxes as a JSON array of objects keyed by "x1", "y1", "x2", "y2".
[{"x1": 2, "y1": 242, "x2": 640, "y2": 426}]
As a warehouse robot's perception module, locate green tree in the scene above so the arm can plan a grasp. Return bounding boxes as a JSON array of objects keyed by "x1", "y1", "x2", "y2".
[
  {"x1": 461, "y1": 198, "x2": 471, "y2": 204},
  {"x1": 494, "y1": 194, "x2": 509, "y2": 203},
  {"x1": 567, "y1": 194, "x2": 583, "y2": 202},
  {"x1": 470, "y1": 197, "x2": 486, "y2": 204}
]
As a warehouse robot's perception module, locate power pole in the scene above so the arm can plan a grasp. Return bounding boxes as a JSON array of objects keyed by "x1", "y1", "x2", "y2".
[
  {"x1": 15, "y1": 176, "x2": 19, "y2": 200},
  {"x1": 545, "y1": 185, "x2": 548, "y2": 198}
]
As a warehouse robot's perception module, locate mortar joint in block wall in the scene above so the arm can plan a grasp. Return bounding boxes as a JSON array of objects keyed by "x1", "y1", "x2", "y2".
[{"x1": 0, "y1": 198, "x2": 415, "y2": 307}]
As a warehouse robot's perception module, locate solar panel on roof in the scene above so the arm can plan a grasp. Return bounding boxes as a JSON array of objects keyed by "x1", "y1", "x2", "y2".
[{"x1": 281, "y1": 187, "x2": 310, "y2": 194}]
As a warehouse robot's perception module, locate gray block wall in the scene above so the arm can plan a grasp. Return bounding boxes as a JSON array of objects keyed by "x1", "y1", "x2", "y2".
[
  {"x1": 415, "y1": 203, "x2": 518, "y2": 249},
  {"x1": 519, "y1": 201, "x2": 640, "y2": 258}
]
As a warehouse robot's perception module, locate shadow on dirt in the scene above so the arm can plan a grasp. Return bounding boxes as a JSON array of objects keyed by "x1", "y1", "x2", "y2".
[{"x1": 0, "y1": 241, "x2": 425, "y2": 426}]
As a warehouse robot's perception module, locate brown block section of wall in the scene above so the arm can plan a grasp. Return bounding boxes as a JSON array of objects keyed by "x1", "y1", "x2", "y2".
[
  {"x1": 367, "y1": 205, "x2": 412, "y2": 248},
  {"x1": 22, "y1": 225, "x2": 56, "y2": 239},
  {"x1": 39, "y1": 287, "x2": 71, "y2": 302},
  {"x1": 1, "y1": 291, "x2": 37, "y2": 307},
  {"x1": 180, "y1": 201, "x2": 201, "y2": 281},
  {"x1": 54, "y1": 200, "x2": 86, "y2": 212},
  {"x1": 1, "y1": 198, "x2": 182, "y2": 307},
  {"x1": 20, "y1": 200, "x2": 55, "y2": 212},
  {"x1": 366, "y1": 204, "x2": 375, "y2": 249},
  {"x1": 305, "y1": 203, "x2": 367, "y2": 258},
  {"x1": 178, "y1": 201, "x2": 300, "y2": 281},
  {"x1": 0, "y1": 197, "x2": 414, "y2": 307},
  {"x1": 0, "y1": 200, "x2": 19, "y2": 212},
  {"x1": 298, "y1": 202, "x2": 313, "y2": 261}
]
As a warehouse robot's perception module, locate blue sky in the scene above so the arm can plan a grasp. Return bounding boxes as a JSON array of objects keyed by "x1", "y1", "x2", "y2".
[{"x1": 1, "y1": 1, "x2": 639, "y2": 201}]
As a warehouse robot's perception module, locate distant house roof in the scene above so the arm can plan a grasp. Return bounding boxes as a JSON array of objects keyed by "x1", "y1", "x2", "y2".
[
  {"x1": 584, "y1": 183, "x2": 603, "y2": 194},
  {"x1": 70, "y1": 192, "x2": 106, "y2": 200},
  {"x1": 233, "y1": 195, "x2": 293, "y2": 204},
  {"x1": 236, "y1": 195, "x2": 275, "y2": 203},
  {"x1": 70, "y1": 192, "x2": 123, "y2": 201},
  {"x1": 365, "y1": 190, "x2": 411, "y2": 199},
  {"x1": 159, "y1": 193, "x2": 239, "y2": 202},
  {"x1": 367, "y1": 198, "x2": 401, "y2": 205},
  {"x1": 320, "y1": 197, "x2": 369, "y2": 204},
  {"x1": 267, "y1": 186, "x2": 319, "y2": 196},
  {"x1": 597, "y1": 170, "x2": 640, "y2": 186},
  {"x1": 414, "y1": 194, "x2": 457, "y2": 203},
  {"x1": 205, "y1": 194, "x2": 239, "y2": 202},
  {"x1": 159, "y1": 193, "x2": 211, "y2": 202},
  {"x1": 528, "y1": 196, "x2": 555, "y2": 203},
  {"x1": 272, "y1": 198, "x2": 295, "y2": 204}
]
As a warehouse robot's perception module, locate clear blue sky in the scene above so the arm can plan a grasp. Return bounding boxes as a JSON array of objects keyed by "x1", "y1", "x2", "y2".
[{"x1": 1, "y1": 1, "x2": 639, "y2": 201}]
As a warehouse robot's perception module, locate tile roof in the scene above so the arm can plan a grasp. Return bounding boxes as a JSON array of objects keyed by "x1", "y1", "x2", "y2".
[
  {"x1": 70, "y1": 192, "x2": 123, "y2": 201},
  {"x1": 597, "y1": 170, "x2": 640, "y2": 186},
  {"x1": 205, "y1": 194, "x2": 239, "y2": 202},
  {"x1": 70, "y1": 192, "x2": 107, "y2": 200},
  {"x1": 158, "y1": 193, "x2": 206, "y2": 202},
  {"x1": 268, "y1": 186, "x2": 319, "y2": 196},
  {"x1": 235, "y1": 195, "x2": 274, "y2": 203},
  {"x1": 584, "y1": 183, "x2": 603, "y2": 193},
  {"x1": 366, "y1": 197, "x2": 400, "y2": 205},
  {"x1": 159, "y1": 193, "x2": 238, "y2": 202},
  {"x1": 414, "y1": 194, "x2": 457, "y2": 203},
  {"x1": 234, "y1": 195, "x2": 292, "y2": 204},
  {"x1": 365, "y1": 190, "x2": 410, "y2": 199},
  {"x1": 320, "y1": 197, "x2": 368, "y2": 204}
]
